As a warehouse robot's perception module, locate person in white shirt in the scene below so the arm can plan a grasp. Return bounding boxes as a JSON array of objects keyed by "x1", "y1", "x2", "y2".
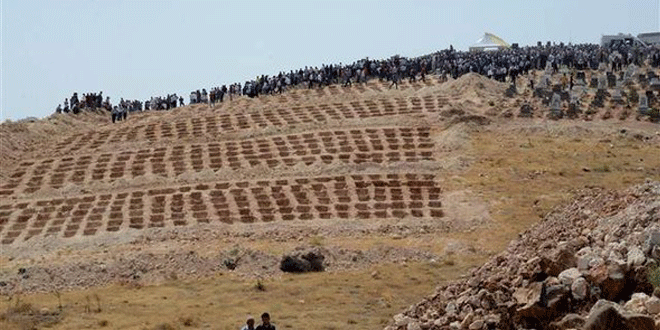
[{"x1": 240, "y1": 315, "x2": 255, "y2": 330}]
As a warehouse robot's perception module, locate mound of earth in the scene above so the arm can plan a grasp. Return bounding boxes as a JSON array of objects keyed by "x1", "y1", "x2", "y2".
[
  {"x1": 386, "y1": 180, "x2": 660, "y2": 330},
  {"x1": 440, "y1": 73, "x2": 508, "y2": 97},
  {"x1": 0, "y1": 111, "x2": 109, "y2": 177}
]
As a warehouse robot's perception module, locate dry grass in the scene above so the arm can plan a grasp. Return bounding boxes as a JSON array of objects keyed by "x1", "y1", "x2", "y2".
[
  {"x1": 447, "y1": 125, "x2": 660, "y2": 253},
  {"x1": 0, "y1": 260, "x2": 480, "y2": 330}
]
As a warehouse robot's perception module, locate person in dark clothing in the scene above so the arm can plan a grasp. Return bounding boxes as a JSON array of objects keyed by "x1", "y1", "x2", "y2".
[
  {"x1": 179, "y1": 96, "x2": 184, "y2": 107},
  {"x1": 255, "y1": 312, "x2": 276, "y2": 330}
]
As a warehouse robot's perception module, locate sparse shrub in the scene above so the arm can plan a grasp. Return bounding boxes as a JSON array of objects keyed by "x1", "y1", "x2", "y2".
[
  {"x1": 648, "y1": 265, "x2": 660, "y2": 289},
  {"x1": 2, "y1": 302, "x2": 63, "y2": 329},
  {"x1": 179, "y1": 316, "x2": 198, "y2": 327},
  {"x1": 309, "y1": 235, "x2": 324, "y2": 246},
  {"x1": 8, "y1": 302, "x2": 33, "y2": 315},
  {"x1": 592, "y1": 164, "x2": 611, "y2": 173},
  {"x1": 153, "y1": 323, "x2": 176, "y2": 330},
  {"x1": 649, "y1": 109, "x2": 660, "y2": 122},
  {"x1": 628, "y1": 87, "x2": 639, "y2": 104},
  {"x1": 98, "y1": 319, "x2": 109, "y2": 327},
  {"x1": 255, "y1": 279, "x2": 266, "y2": 292}
]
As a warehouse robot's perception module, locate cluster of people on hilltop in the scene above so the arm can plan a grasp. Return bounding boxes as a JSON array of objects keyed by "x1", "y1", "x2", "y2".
[
  {"x1": 110, "y1": 98, "x2": 142, "y2": 123},
  {"x1": 55, "y1": 42, "x2": 660, "y2": 120},
  {"x1": 55, "y1": 91, "x2": 111, "y2": 114},
  {"x1": 146, "y1": 94, "x2": 182, "y2": 111},
  {"x1": 189, "y1": 89, "x2": 208, "y2": 105}
]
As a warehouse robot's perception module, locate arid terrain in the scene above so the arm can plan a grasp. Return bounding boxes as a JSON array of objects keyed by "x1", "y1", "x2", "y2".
[{"x1": 1, "y1": 71, "x2": 659, "y2": 330}]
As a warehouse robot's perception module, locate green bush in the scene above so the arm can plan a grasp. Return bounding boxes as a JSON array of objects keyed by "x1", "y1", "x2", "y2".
[{"x1": 648, "y1": 265, "x2": 660, "y2": 289}]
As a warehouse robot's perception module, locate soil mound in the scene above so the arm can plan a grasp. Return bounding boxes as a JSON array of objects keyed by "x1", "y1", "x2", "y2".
[
  {"x1": 0, "y1": 111, "x2": 108, "y2": 175},
  {"x1": 440, "y1": 73, "x2": 508, "y2": 97}
]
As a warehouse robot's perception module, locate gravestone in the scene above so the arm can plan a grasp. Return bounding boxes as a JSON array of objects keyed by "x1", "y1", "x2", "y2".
[
  {"x1": 590, "y1": 77, "x2": 598, "y2": 88},
  {"x1": 639, "y1": 94, "x2": 649, "y2": 115},
  {"x1": 567, "y1": 93, "x2": 581, "y2": 118},
  {"x1": 538, "y1": 75, "x2": 550, "y2": 90},
  {"x1": 650, "y1": 77, "x2": 660, "y2": 91},
  {"x1": 576, "y1": 71, "x2": 587, "y2": 86},
  {"x1": 612, "y1": 88, "x2": 623, "y2": 104},
  {"x1": 607, "y1": 71, "x2": 616, "y2": 88},
  {"x1": 544, "y1": 62, "x2": 553, "y2": 75},
  {"x1": 624, "y1": 65, "x2": 637, "y2": 84},
  {"x1": 638, "y1": 74, "x2": 648, "y2": 86},
  {"x1": 504, "y1": 83, "x2": 517, "y2": 98},
  {"x1": 549, "y1": 93, "x2": 563, "y2": 119},
  {"x1": 598, "y1": 75, "x2": 607, "y2": 91},
  {"x1": 598, "y1": 62, "x2": 608, "y2": 72},
  {"x1": 518, "y1": 103, "x2": 533, "y2": 118},
  {"x1": 646, "y1": 90, "x2": 656, "y2": 105}
]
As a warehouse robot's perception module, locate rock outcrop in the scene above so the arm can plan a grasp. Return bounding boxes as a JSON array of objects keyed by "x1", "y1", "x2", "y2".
[
  {"x1": 386, "y1": 181, "x2": 660, "y2": 330},
  {"x1": 280, "y1": 247, "x2": 326, "y2": 273}
]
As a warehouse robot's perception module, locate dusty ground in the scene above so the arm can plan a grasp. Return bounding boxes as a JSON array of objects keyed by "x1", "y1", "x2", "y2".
[{"x1": 1, "y1": 71, "x2": 659, "y2": 329}]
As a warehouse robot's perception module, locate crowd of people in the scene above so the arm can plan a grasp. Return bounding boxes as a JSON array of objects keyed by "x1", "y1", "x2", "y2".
[
  {"x1": 54, "y1": 41, "x2": 660, "y2": 122},
  {"x1": 146, "y1": 94, "x2": 182, "y2": 111},
  {"x1": 55, "y1": 92, "x2": 111, "y2": 114}
]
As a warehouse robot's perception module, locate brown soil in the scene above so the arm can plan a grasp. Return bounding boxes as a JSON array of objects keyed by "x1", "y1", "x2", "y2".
[{"x1": 1, "y1": 72, "x2": 659, "y2": 330}]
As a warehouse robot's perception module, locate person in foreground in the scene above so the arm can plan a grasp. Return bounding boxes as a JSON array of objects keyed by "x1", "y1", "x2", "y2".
[
  {"x1": 256, "y1": 312, "x2": 276, "y2": 330},
  {"x1": 240, "y1": 315, "x2": 255, "y2": 330}
]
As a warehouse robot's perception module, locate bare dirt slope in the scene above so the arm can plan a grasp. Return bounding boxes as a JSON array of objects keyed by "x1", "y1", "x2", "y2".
[{"x1": 1, "y1": 71, "x2": 659, "y2": 330}]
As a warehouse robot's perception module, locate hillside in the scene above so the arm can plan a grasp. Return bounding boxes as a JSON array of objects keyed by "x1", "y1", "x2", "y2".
[{"x1": 1, "y1": 72, "x2": 659, "y2": 330}]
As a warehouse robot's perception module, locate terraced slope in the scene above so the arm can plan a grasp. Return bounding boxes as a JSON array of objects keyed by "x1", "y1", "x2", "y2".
[{"x1": 0, "y1": 78, "x2": 452, "y2": 247}]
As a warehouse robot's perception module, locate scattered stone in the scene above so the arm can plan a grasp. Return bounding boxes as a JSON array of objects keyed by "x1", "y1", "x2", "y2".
[
  {"x1": 558, "y1": 267, "x2": 581, "y2": 286},
  {"x1": 571, "y1": 277, "x2": 588, "y2": 300},
  {"x1": 386, "y1": 182, "x2": 660, "y2": 330},
  {"x1": 645, "y1": 296, "x2": 660, "y2": 314},
  {"x1": 279, "y1": 247, "x2": 326, "y2": 273},
  {"x1": 624, "y1": 292, "x2": 650, "y2": 314},
  {"x1": 552, "y1": 313, "x2": 585, "y2": 329},
  {"x1": 627, "y1": 246, "x2": 646, "y2": 268}
]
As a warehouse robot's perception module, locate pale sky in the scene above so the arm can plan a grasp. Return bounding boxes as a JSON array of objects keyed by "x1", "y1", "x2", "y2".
[{"x1": 2, "y1": 0, "x2": 659, "y2": 120}]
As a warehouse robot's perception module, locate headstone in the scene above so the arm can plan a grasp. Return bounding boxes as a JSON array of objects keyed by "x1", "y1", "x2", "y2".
[
  {"x1": 590, "y1": 77, "x2": 598, "y2": 88},
  {"x1": 606, "y1": 72, "x2": 616, "y2": 88},
  {"x1": 545, "y1": 62, "x2": 553, "y2": 75},
  {"x1": 576, "y1": 71, "x2": 587, "y2": 86},
  {"x1": 549, "y1": 93, "x2": 563, "y2": 119},
  {"x1": 598, "y1": 75, "x2": 607, "y2": 91},
  {"x1": 638, "y1": 74, "x2": 648, "y2": 86},
  {"x1": 615, "y1": 79, "x2": 623, "y2": 89},
  {"x1": 519, "y1": 103, "x2": 533, "y2": 118},
  {"x1": 538, "y1": 75, "x2": 550, "y2": 89},
  {"x1": 598, "y1": 62, "x2": 608, "y2": 72},
  {"x1": 646, "y1": 90, "x2": 656, "y2": 105},
  {"x1": 504, "y1": 83, "x2": 517, "y2": 98},
  {"x1": 612, "y1": 89, "x2": 623, "y2": 104},
  {"x1": 639, "y1": 94, "x2": 649, "y2": 115},
  {"x1": 623, "y1": 65, "x2": 637, "y2": 83},
  {"x1": 650, "y1": 77, "x2": 660, "y2": 91},
  {"x1": 568, "y1": 93, "x2": 581, "y2": 119}
]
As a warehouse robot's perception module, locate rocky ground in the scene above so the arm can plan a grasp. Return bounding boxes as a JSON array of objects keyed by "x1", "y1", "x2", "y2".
[{"x1": 387, "y1": 180, "x2": 660, "y2": 330}]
